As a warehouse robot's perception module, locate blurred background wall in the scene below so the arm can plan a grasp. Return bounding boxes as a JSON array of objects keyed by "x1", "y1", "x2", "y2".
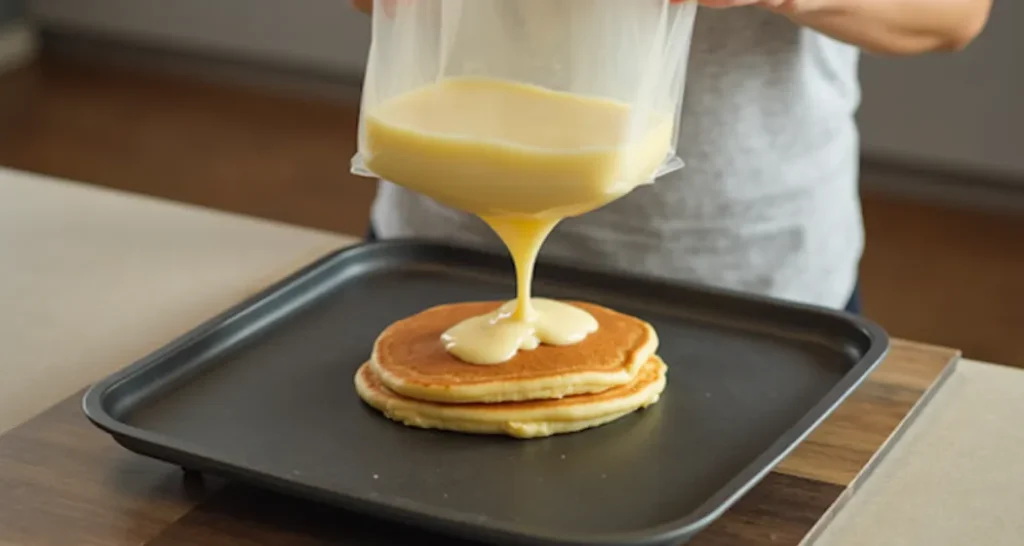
[
  {"x1": 0, "y1": 0, "x2": 23, "y2": 22},
  {"x1": 27, "y1": 0, "x2": 1024, "y2": 200},
  {"x1": 0, "y1": 0, "x2": 33, "y2": 73}
]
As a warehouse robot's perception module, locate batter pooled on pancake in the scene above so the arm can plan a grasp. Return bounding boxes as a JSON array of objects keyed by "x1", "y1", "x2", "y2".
[
  {"x1": 442, "y1": 298, "x2": 598, "y2": 365},
  {"x1": 370, "y1": 301, "x2": 658, "y2": 404}
]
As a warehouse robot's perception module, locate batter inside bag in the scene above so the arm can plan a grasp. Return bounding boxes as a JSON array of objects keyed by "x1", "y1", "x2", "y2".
[{"x1": 353, "y1": 0, "x2": 696, "y2": 366}]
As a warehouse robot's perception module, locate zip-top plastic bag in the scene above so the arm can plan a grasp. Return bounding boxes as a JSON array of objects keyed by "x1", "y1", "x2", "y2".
[{"x1": 352, "y1": 0, "x2": 698, "y2": 218}]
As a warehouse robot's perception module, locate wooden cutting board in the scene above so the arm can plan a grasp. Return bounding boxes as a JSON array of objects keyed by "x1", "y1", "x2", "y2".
[
  {"x1": 0, "y1": 339, "x2": 959, "y2": 545},
  {"x1": 692, "y1": 339, "x2": 960, "y2": 546}
]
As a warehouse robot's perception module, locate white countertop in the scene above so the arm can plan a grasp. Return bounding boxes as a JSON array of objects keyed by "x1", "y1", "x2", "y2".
[
  {"x1": 1, "y1": 167, "x2": 1022, "y2": 545},
  {"x1": 813, "y1": 359, "x2": 1024, "y2": 545},
  {"x1": 0, "y1": 167, "x2": 352, "y2": 432}
]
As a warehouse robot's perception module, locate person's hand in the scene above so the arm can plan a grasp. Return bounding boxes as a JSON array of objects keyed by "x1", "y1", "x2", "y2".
[
  {"x1": 698, "y1": 0, "x2": 818, "y2": 15},
  {"x1": 351, "y1": 0, "x2": 413, "y2": 16},
  {"x1": 351, "y1": 0, "x2": 373, "y2": 15},
  {"x1": 351, "y1": 0, "x2": 988, "y2": 55}
]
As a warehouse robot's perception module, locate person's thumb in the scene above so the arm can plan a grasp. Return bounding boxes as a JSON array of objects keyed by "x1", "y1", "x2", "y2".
[
  {"x1": 351, "y1": 0, "x2": 372, "y2": 14},
  {"x1": 697, "y1": 0, "x2": 760, "y2": 7},
  {"x1": 354, "y1": 0, "x2": 408, "y2": 17}
]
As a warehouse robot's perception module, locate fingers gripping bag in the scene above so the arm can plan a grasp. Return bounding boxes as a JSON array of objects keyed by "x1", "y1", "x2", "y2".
[{"x1": 352, "y1": 0, "x2": 698, "y2": 219}]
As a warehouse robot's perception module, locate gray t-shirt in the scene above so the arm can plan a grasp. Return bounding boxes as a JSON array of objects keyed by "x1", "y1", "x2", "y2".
[{"x1": 370, "y1": 9, "x2": 863, "y2": 309}]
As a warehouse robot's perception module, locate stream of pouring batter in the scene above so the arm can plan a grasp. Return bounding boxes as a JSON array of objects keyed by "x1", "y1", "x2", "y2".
[
  {"x1": 486, "y1": 216, "x2": 555, "y2": 323},
  {"x1": 439, "y1": 216, "x2": 599, "y2": 365},
  {"x1": 364, "y1": 77, "x2": 673, "y2": 365}
]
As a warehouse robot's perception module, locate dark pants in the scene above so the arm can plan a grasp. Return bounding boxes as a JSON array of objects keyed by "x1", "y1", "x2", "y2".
[{"x1": 365, "y1": 224, "x2": 863, "y2": 314}]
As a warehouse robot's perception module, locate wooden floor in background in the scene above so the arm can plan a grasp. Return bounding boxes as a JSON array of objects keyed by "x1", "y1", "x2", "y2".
[{"x1": 3, "y1": 56, "x2": 1023, "y2": 367}]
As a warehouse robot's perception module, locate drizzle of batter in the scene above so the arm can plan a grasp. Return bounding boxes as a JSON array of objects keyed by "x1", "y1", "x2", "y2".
[{"x1": 365, "y1": 78, "x2": 672, "y2": 365}]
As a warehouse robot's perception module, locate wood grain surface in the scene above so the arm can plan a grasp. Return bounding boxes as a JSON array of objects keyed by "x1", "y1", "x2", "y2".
[{"x1": 0, "y1": 340, "x2": 958, "y2": 546}]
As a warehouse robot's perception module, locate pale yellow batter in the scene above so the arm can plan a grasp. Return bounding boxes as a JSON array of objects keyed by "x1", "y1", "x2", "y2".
[
  {"x1": 365, "y1": 77, "x2": 672, "y2": 364},
  {"x1": 441, "y1": 298, "x2": 599, "y2": 365}
]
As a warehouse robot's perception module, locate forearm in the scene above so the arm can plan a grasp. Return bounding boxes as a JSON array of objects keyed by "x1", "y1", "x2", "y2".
[{"x1": 776, "y1": 0, "x2": 992, "y2": 55}]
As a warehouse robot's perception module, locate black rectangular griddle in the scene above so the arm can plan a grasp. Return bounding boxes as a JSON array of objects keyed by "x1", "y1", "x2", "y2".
[{"x1": 84, "y1": 241, "x2": 888, "y2": 546}]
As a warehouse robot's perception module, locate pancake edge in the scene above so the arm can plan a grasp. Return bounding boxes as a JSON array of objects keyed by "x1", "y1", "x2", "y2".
[
  {"x1": 370, "y1": 321, "x2": 658, "y2": 404},
  {"x1": 354, "y1": 357, "x2": 668, "y2": 439}
]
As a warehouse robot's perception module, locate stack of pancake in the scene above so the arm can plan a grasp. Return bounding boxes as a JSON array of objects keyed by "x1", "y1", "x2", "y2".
[{"x1": 355, "y1": 301, "x2": 666, "y2": 439}]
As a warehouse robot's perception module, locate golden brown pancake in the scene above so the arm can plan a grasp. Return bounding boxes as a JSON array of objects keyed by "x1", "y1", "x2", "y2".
[
  {"x1": 370, "y1": 301, "x2": 658, "y2": 403},
  {"x1": 355, "y1": 356, "x2": 667, "y2": 439}
]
